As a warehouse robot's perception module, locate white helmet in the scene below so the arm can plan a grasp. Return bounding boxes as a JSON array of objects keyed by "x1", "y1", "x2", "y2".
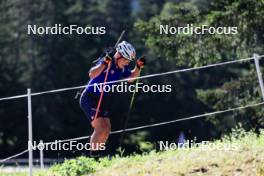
[{"x1": 116, "y1": 41, "x2": 136, "y2": 61}]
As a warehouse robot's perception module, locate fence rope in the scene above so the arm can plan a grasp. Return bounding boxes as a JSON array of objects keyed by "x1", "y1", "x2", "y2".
[
  {"x1": 44, "y1": 101, "x2": 264, "y2": 145},
  {"x1": 0, "y1": 149, "x2": 29, "y2": 163},
  {"x1": 0, "y1": 55, "x2": 263, "y2": 101},
  {"x1": 1, "y1": 101, "x2": 264, "y2": 163}
]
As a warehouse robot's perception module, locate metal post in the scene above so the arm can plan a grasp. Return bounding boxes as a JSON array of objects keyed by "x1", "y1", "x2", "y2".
[
  {"x1": 40, "y1": 140, "x2": 44, "y2": 169},
  {"x1": 253, "y1": 54, "x2": 264, "y2": 101},
  {"x1": 27, "y1": 88, "x2": 33, "y2": 176}
]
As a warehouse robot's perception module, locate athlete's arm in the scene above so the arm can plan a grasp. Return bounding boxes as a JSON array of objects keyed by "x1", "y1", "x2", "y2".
[
  {"x1": 88, "y1": 64, "x2": 106, "y2": 79},
  {"x1": 89, "y1": 56, "x2": 112, "y2": 79}
]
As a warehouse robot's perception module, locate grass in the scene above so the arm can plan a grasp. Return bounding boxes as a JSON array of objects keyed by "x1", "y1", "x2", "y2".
[
  {"x1": 1, "y1": 129, "x2": 264, "y2": 176},
  {"x1": 0, "y1": 170, "x2": 45, "y2": 176}
]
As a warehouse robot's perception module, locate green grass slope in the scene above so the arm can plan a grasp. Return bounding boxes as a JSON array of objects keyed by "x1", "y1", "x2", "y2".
[
  {"x1": 88, "y1": 131, "x2": 264, "y2": 176},
  {"x1": 1, "y1": 129, "x2": 264, "y2": 176}
]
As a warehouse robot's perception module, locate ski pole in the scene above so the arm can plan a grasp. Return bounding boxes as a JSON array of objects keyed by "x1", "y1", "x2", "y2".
[
  {"x1": 94, "y1": 62, "x2": 111, "y2": 119},
  {"x1": 94, "y1": 30, "x2": 126, "y2": 118},
  {"x1": 119, "y1": 78, "x2": 139, "y2": 146},
  {"x1": 119, "y1": 55, "x2": 145, "y2": 146},
  {"x1": 74, "y1": 30, "x2": 126, "y2": 99}
]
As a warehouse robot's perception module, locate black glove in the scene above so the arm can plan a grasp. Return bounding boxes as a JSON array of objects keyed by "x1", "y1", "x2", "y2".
[
  {"x1": 103, "y1": 50, "x2": 113, "y2": 65},
  {"x1": 104, "y1": 54, "x2": 112, "y2": 64},
  {"x1": 136, "y1": 56, "x2": 146, "y2": 69}
]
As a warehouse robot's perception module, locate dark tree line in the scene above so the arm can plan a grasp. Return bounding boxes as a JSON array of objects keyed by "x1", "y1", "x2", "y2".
[{"x1": 0, "y1": 0, "x2": 263, "y2": 158}]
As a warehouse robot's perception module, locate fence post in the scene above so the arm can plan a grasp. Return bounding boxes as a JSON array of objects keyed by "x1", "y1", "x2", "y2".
[
  {"x1": 27, "y1": 88, "x2": 33, "y2": 176},
  {"x1": 254, "y1": 54, "x2": 264, "y2": 101},
  {"x1": 40, "y1": 140, "x2": 44, "y2": 169}
]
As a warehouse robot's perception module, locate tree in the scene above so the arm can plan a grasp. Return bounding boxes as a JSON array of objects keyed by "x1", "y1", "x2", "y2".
[{"x1": 135, "y1": 0, "x2": 264, "y2": 137}]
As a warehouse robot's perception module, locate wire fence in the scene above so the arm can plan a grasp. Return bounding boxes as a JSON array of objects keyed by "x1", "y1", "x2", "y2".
[
  {"x1": 0, "y1": 54, "x2": 264, "y2": 163},
  {"x1": 1, "y1": 101, "x2": 263, "y2": 163},
  {"x1": 0, "y1": 55, "x2": 263, "y2": 101}
]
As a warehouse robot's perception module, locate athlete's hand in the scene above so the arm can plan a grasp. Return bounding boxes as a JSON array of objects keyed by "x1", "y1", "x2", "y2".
[
  {"x1": 136, "y1": 56, "x2": 146, "y2": 69},
  {"x1": 103, "y1": 54, "x2": 112, "y2": 65}
]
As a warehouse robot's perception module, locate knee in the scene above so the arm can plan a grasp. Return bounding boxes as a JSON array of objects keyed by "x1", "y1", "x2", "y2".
[
  {"x1": 95, "y1": 125, "x2": 110, "y2": 136},
  {"x1": 102, "y1": 124, "x2": 111, "y2": 136}
]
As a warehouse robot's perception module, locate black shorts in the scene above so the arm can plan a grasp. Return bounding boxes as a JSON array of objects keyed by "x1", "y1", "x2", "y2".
[{"x1": 80, "y1": 92, "x2": 112, "y2": 121}]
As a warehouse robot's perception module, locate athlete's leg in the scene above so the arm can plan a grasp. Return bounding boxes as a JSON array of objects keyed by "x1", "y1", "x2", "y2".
[{"x1": 90, "y1": 117, "x2": 111, "y2": 150}]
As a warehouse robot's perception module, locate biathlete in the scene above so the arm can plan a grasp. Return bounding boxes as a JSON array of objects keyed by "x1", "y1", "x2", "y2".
[{"x1": 80, "y1": 41, "x2": 145, "y2": 157}]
